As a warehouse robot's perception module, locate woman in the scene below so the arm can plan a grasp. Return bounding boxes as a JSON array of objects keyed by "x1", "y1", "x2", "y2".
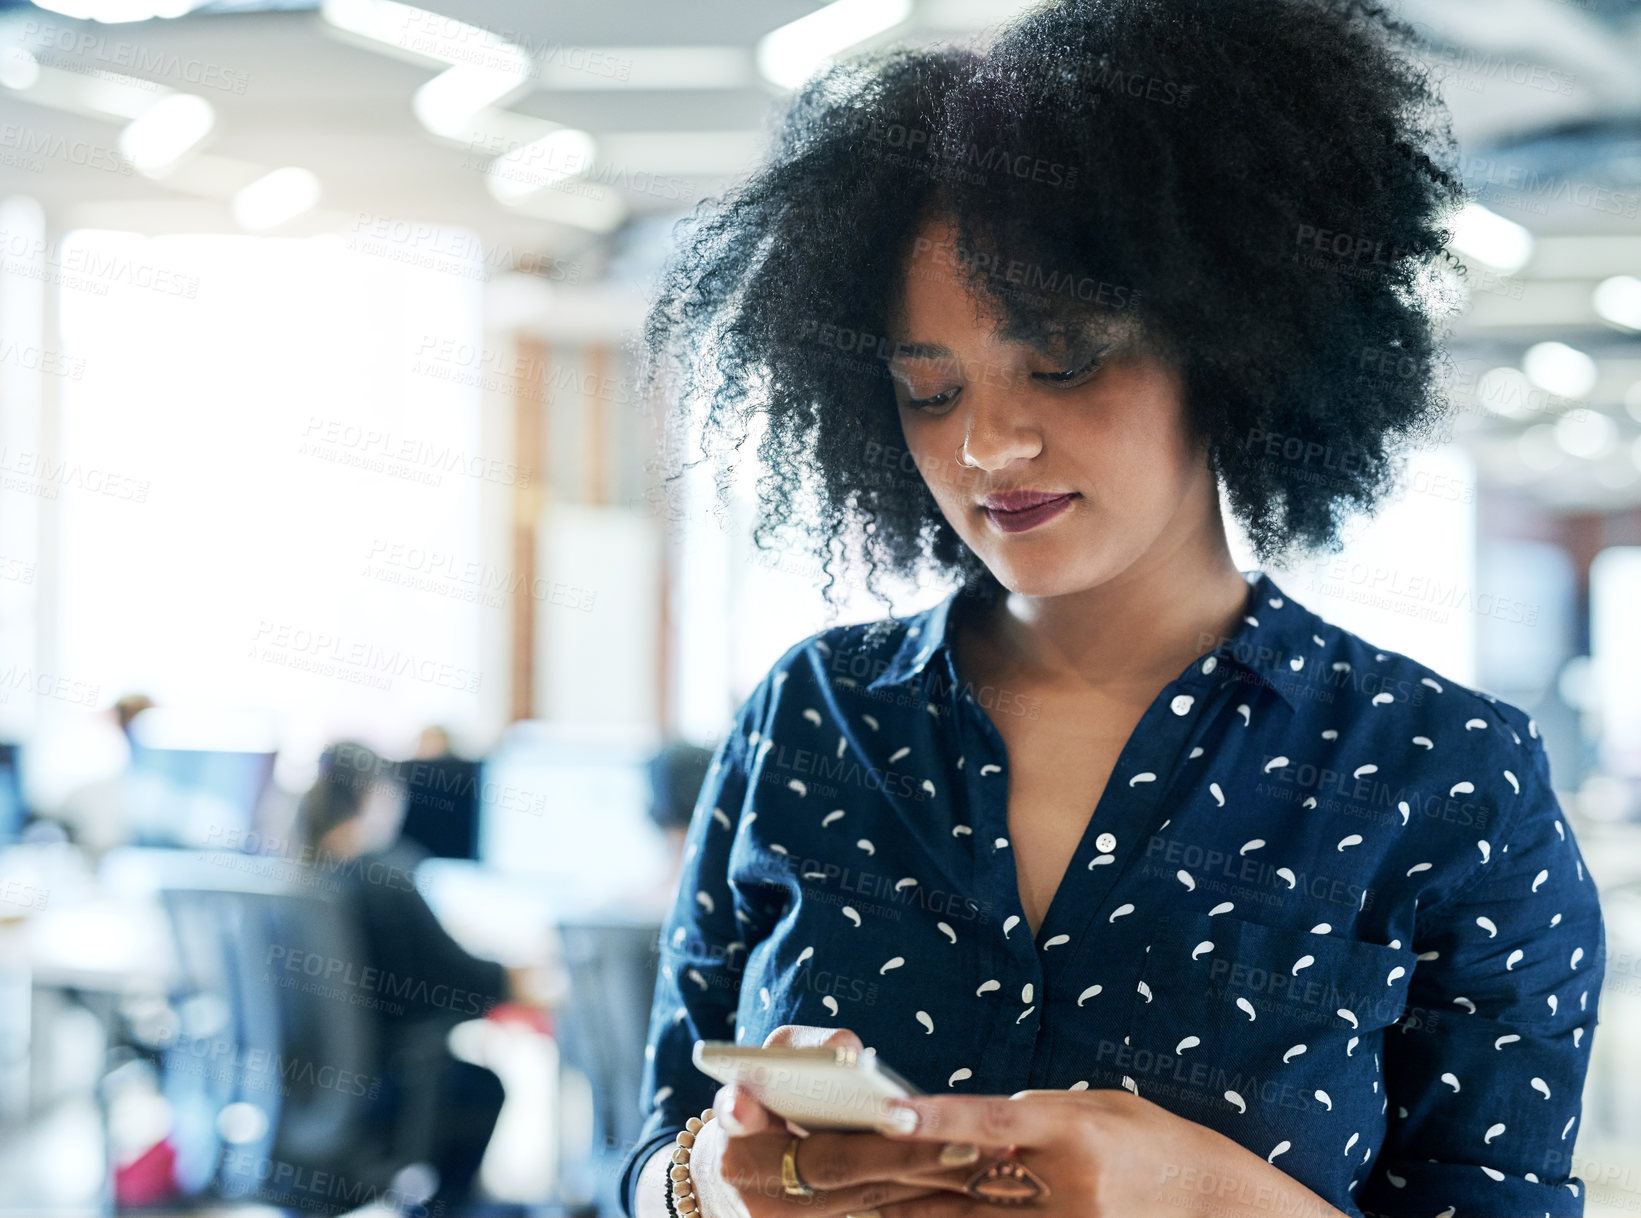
[
  {"x1": 294, "y1": 741, "x2": 513, "y2": 1214},
  {"x1": 619, "y1": 2, "x2": 1606, "y2": 1217}
]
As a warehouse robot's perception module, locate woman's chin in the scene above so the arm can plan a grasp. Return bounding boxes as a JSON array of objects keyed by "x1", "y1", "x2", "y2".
[{"x1": 979, "y1": 551, "x2": 1107, "y2": 600}]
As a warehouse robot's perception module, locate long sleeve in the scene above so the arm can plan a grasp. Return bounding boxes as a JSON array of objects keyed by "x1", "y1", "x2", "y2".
[
  {"x1": 1358, "y1": 725, "x2": 1606, "y2": 1218},
  {"x1": 352, "y1": 842, "x2": 507, "y2": 1020},
  {"x1": 617, "y1": 681, "x2": 782, "y2": 1218}
]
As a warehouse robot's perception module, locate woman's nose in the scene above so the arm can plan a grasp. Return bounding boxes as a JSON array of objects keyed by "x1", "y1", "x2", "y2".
[{"x1": 958, "y1": 390, "x2": 1043, "y2": 471}]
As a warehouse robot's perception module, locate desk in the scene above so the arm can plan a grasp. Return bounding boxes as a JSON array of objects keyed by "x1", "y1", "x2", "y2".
[
  {"x1": 414, "y1": 857, "x2": 566, "y2": 967},
  {"x1": 0, "y1": 898, "x2": 176, "y2": 993},
  {"x1": 0, "y1": 850, "x2": 176, "y2": 1149}
]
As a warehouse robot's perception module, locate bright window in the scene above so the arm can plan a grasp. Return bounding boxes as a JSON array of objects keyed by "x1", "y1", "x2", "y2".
[{"x1": 51, "y1": 229, "x2": 494, "y2": 769}]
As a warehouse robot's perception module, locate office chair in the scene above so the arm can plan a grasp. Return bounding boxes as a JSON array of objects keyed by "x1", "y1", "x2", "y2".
[
  {"x1": 552, "y1": 921, "x2": 663, "y2": 1216},
  {"x1": 154, "y1": 861, "x2": 392, "y2": 1212}
]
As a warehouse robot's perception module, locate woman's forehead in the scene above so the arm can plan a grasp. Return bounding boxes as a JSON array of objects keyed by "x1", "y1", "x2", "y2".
[{"x1": 886, "y1": 297, "x2": 1142, "y2": 355}]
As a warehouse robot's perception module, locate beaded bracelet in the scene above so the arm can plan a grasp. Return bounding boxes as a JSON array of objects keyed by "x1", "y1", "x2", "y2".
[{"x1": 665, "y1": 1108, "x2": 716, "y2": 1218}]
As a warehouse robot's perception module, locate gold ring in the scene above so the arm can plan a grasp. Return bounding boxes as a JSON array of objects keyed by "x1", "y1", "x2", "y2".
[
  {"x1": 781, "y1": 1135, "x2": 815, "y2": 1197},
  {"x1": 963, "y1": 1155, "x2": 1051, "y2": 1205}
]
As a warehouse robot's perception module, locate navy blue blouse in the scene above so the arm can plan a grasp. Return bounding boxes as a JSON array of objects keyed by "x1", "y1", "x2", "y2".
[{"x1": 618, "y1": 571, "x2": 1605, "y2": 1218}]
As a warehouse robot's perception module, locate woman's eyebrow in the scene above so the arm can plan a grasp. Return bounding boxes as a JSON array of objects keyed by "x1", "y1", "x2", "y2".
[
  {"x1": 889, "y1": 340, "x2": 952, "y2": 360},
  {"x1": 997, "y1": 312, "x2": 1135, "y2": 351},
  {"x1": 888, "y1": 322, "x2": 1130, "y2": 364}
]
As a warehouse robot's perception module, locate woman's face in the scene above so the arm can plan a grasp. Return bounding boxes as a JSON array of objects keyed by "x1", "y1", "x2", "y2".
[{"x1": 888, "y1": 217, "x2": 1218, "y2": 599}]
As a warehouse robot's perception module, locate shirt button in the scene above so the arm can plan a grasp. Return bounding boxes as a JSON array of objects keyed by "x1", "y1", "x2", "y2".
[
  {"x1": 1170, "y1": 694, "x2": 1195, "y2": 715},
  {"x1": 1096, "y1": 832, "x2": 1117, "y2": 853}
]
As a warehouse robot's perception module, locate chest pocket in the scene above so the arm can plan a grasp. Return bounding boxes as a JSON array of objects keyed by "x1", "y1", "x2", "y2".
[{"x1": 1116, "y1": 913, "x2": 1418, "y2": 1189}]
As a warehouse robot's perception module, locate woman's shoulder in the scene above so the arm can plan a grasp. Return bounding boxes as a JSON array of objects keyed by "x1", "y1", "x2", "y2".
[
  {"x1": 724, "y1": 601, "x2": 949, "y2": 749},
  {"x1": 756, "y1": 601, "x2": 943, "y2": 695},
  {"x1": 1310, "y1": 605, "x2": 1535, "y2": 739},
  {"x1": 1259, "y1": 586, "x2": 1577, "y2": 925},
  {"x1": 1284, "y1": 590, "x2": 1549, "y2": 802}
]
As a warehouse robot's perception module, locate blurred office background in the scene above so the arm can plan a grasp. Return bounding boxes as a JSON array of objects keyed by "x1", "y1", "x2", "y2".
[{"x1": 2, "y1": 0, "x2": 1641, "y2": 1213}]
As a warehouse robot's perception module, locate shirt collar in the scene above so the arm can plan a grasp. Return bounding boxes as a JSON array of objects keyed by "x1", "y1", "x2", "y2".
[
  {"x1": 863, "y1": 570, "x2": 1318, "y2": 712},
  {"x1": 864, "y1": 583, "x2": 966, "y2": 692}
]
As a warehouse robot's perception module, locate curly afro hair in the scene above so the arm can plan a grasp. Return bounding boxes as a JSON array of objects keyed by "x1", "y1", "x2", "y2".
[{"x1": 639, "y1": 0, "x2": 1466, "y2": 610}]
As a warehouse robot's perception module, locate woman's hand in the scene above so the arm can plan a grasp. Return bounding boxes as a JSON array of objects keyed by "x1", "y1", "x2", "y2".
[
  {"x1": 689, "y1": 1025, "x2": 1002, "y2": 1218},
  {"x1": 872, "y1": 1089, "x2": 1350, "y2": 1218}
]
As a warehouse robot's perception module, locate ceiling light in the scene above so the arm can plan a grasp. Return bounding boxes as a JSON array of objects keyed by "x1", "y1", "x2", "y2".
[
  {"x1": 30, "y1": 0, "x2": 202, "y2": 19},
  {"x1": 1517, "y1": 424, "x2": 1562, "y2": 472},
  {"x1": 1476, "y1": 366, "x2": 1536, "y2": 419},
  {"x1": 484, "y1": 128, "x2": 597, "y2": 203},
  {"x1": 232, "y1": 167, "x2": 322, "y2": 231},
  {"x1": 757, "y1": 0, "x2": 913, "y2": 89},
  {"x1": 322, "y1": 0, "x2": 527, "y2": 71},
  {"x1": 321, "y1": 0, "x2": 436, "y2": 49},
  {"x1": 414, "y1": 60, "x2": 532, "y2": 137},
  {"x1": 537, "y1": 47, "x2": 754, "y2": 91},
  {"x1": 1522, "y1": 341, "x2": 1597, "y2": 400},
  {"x1": 1448, "y1": 202, "x2": 1534, "y2": 275},
  {"x1": 117, "y1": 93, "x2": 214, "y2": 176},
  {"x1": 1553, "y1": 409, "x2": 1616, "y2": 459},
  {"x1": 1594, "y1": 275, "x2": 1641, "y2": 332},
  {"x1": 321, "y1": 0, "x2": 532, "y2": 135}
]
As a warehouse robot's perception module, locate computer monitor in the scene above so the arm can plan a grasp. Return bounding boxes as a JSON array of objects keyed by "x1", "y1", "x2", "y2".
[
  {"x1": 123, "y1": 745, "x2": 276, "y2": 848},
  {"x1": 122, "y1": 709, "x2": 278, "y2": 848},
  {"x1": 400, "y1": 754, "x2": 481, "y2": 860},
  {"x1": 0, "y1": 743, "x2": 22, "y2": 843},
  {"x1": 476, "y1": 726, "x2": 671, "y2": 911}
]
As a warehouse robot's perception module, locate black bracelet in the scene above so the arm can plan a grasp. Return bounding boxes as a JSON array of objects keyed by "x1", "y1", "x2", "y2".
[{"x1": 664, "y1": 1161, "x2": 680, "y2": 1218}]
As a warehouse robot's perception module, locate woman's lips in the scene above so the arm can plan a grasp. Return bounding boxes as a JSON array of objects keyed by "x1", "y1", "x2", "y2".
[{"x1": 980, "y1": 492, "x2": 1079, "y2": 534}]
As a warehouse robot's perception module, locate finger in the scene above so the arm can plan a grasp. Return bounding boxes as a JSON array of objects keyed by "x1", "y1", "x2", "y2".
[
  {"x1": 878, "y1": 1096, "x2": 1059, "y2": 1149},
  {"x1": 785, "y1": 1177, "x2": 958, "y2": 1218},
  {"x1": 764, "y1": 1024, "x2": 865, "y2": 1052},
  {"x1": 714, "y1": 1081, "x2": 779, "y2": 1136},
  {"x1": 1008, "y1": 1089, "x2": 1083, "y2": 1102},
  {"x1": 715, "y1": 1150, "x2": 947, "y2": 1218},
  {"x1": 877, "y1": 1188, "x2": 988, "y2": 1218},
  {"x1": 882, "y1": 1155, "x2": 1012, "y2": 1193},
  {"x1": 784, "y1": 1129, "x2": 998, "y2": 1193}
]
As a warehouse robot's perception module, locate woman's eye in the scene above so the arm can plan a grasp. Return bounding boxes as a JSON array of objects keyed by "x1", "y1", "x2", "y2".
[
  {"x1": 906, "y1": 387, "x2": 959, "y2": 411},
  {"x1": 1034, "y1": 345, "x2": 1111, "y2": 386}
]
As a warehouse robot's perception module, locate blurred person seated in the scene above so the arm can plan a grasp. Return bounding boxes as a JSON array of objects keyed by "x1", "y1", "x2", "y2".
[
  {"x1": 296, "y1": 741, "x2": 534, "y2": 1214},
  {"x1": 44, "y1": 693, "x2": 161, "y2": 860},
  {"x1": 646, "y1": 743, "x2": 714, "y2": 910}
]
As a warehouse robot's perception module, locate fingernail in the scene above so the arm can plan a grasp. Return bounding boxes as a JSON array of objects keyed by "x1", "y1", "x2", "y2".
[
  {"x1": 716, "y1": 1098, "x2": 746, "y2": 1136},
  {"x1": 883, "y1": 1102, "x2": 920, "y2": 1135},
  {"x1": 939, "y1": 1142, "x2": 979, "y2": 1166}
]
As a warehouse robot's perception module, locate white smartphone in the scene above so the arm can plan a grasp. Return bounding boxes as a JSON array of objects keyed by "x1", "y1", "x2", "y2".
[{"x1": 692, "y1": 1041, "x2": 923, "y2": 1132}]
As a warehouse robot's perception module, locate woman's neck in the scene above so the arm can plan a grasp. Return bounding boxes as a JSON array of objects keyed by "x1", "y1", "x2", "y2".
[{"x1": 973, "y1": 524, "x2": 1251, "y2": 695}]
